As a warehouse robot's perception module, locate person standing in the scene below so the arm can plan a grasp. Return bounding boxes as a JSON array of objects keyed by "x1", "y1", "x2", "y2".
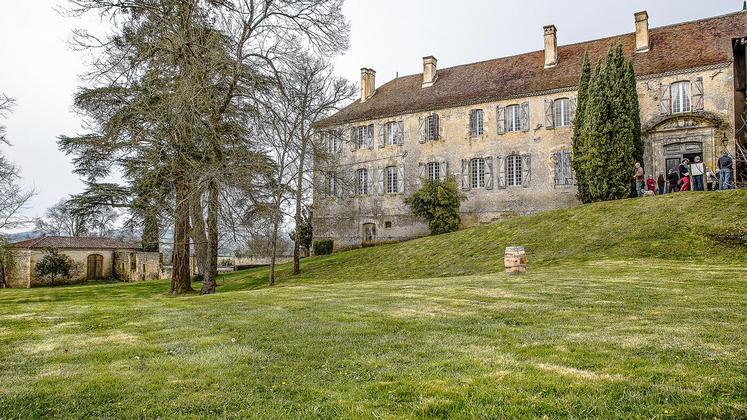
[
  {"x1": 690, "y1": 156, "x2": 705, "y2": 191},
  {"x1": 633, "y1": 163, "x2": 645, "y2": 197},
  {"x1": 657, "y1": 173, "x2": 666, "y2": 195},
  {"x1": 677, "y1": 158, "x2": 690, "y2": 191},
  {"x1": 667, "y1": 169, "x2": 679, "y2": 193},
  {"x1": 718, "y1": 151, "x2": 734, "y2": 190},
  {"x1": 646, "y1": 175, "x2": 657, "y2": 194}
]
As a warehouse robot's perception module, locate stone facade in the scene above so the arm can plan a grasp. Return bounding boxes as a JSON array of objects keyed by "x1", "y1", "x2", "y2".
[{"x1": 312, "y1": 11, "x2": 746, "y2": 250}]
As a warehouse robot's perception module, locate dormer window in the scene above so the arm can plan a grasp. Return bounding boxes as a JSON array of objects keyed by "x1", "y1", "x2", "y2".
[{"x1": 671, "y1": 81, "x2": 691, "y2": 114}]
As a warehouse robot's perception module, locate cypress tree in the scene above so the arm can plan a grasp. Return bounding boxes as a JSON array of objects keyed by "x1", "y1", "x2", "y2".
[
  {"x1": 572, "y1": 53, "x2": 592, "y2": 203},
  {"x1": 577, "y1": 43, "x2": 638, "y2": 202}
]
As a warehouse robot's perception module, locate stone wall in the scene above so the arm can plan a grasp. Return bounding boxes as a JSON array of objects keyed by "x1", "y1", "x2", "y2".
[
  {"x1": 314, "y1": 63, "x2": 737, "y2": 250},
  {"x1": 113, "y1": 251, "x2": 161, "y2": 282}
]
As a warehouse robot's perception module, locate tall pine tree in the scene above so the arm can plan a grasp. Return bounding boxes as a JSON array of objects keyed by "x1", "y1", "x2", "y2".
[{"x1": 573, "y1": 43, "x2": 638, "y2": 202}]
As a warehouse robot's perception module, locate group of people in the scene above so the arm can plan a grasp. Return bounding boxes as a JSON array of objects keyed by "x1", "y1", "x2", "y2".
[{"x1": 633, "y1": 151, "x2": 735, "y2": 197}]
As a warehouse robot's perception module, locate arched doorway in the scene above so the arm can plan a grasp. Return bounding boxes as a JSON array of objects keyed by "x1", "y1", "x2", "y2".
[{"x1": 86, "y1": 254, "x2": 104, "y2": 280}]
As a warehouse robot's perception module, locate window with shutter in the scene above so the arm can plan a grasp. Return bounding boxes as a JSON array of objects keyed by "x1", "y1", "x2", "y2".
[
  {"x1": 506, "y1": 154, "x2": 522, "y2": 186},
  {"x1": 554, "y1": 98, "x2": 571, "y2": 127},
  {"x1": 439, "y1": 161, "x2": 448, "y2": 182},
  {"x1": 521, "y1": 154, "x2": 531, "y2": 188},
  {"x1": 553, "y1": 150, "x2": 574, "y2": 187},
  {"x1": 485, "y1": 156, "x2": 494, "y2": 190},
  {"x1": 418, "y1": 117, "x2": 425, "y2": 143},
  {"x1": 671, "y1": 81, "x2": 691, "y2": 114},
  {"x1": 356, "y1": 168, "x2": 368, "y2": 195},
  {"x1": 427, "y1": 161, "x2": 440, "y2": 181},
  {"x1": 692, "y1": 77, "x2": 704, "y2": 111},
  {"x1": 496, "y1": 156, "x2": 506, "y2": 188},
  {"x1": 367, "y1": 124, "x2": 374, "y2": 149},
  {"x1": 418, "y1": 162, "x2": 425, "y2": 179},
  {"x1": 427, "y1": 113, "x2": 439, "y2": 141},
  {"x1": 506, "y1": 105, "x2": 521, "y2": 132},
  {"x1": 470, "y1": 158, "x2": 485, "y2": 188},
  {"x1": 544, "y1": 99, "x2": 554, "y2": 129},
  {"x1": 385, "y1": 166, "x2": 398, "y2": 194},
  {"x1": 385, "y1": 122, "x2": 397, "y2": 146},
  {"x1": 496, "y1": 106, "x2": 506, "y2": 135},
  {"x1": 378, "y1": 124, "x2": 386, "y2": 148},
  {"x1": 356, "y1": 126, "x2": 366, "y2": 149},
  {"x1": 397, "y1": 120, "x2": 405, "y2": 145},
  {"x1": 469, "y1": 109, "x2": 484, "y2": 136},
  {"x1": 397, "y1": 166, "x2": 405, "y2": 193},
  {"x1": 377, "y1": 168, "x2": 384, "y2": 196}
]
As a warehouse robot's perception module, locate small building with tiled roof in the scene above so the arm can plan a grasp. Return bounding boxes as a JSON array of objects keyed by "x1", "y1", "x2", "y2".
[
  {"x1": 4, "y1": 236, "x2": 161, "y2": 288},
  {"x1": 312, "y1": 9, "x2": 747, "y2": 250}
]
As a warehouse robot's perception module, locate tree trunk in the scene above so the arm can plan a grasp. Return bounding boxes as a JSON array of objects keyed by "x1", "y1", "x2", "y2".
[
  {"x1": 171, "y1": 172, "x2": 193, "y2": 295},
  {"x1": 200, "y1": 179, "x2": 219, "y2": 295},
  {"x1": 190, "y1": 188, "x2": 209, "y2": 279}
]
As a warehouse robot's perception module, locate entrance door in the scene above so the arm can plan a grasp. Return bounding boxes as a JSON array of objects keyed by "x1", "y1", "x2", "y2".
[
  {"x1": 87, "y1": 254, "x2": 104, "y2": 280},
  {"x1": 362, "y1": 223, "x2": 376, "y2": 246}
]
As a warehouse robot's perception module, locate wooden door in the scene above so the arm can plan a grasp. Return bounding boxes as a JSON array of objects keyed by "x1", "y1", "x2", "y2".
[{"x1": 87, "y1": 254, "x2": 104, "y2": 280}]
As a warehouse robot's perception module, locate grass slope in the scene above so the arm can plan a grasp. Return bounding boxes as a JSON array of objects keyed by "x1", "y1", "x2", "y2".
[
  {"x1": 1, "y1": 191, "x2": 746, "y2": 418},
  {"x1": 221, "y1": 190, "x2": 747, "y2": 289}
]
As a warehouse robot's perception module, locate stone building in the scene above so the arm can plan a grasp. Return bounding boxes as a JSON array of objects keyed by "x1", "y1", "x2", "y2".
[
  {"x1": 5, "y1": 236, "x2": 161, "y2": 288},
  {"x1": 312, "y1": 10, "x2": 747, "y2": 250}
]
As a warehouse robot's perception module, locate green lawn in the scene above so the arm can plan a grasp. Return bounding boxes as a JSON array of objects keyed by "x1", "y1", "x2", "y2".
[{"x1": 1, "y1": 191, "x2": 746, "y2": 418}]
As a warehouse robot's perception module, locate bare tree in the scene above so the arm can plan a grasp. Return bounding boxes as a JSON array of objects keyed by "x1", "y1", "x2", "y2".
[
  {"x1": 35, "y1": 199, "x2": 118, "y2": 237},
  {"x1": 0, "y1": 93, "x2": 34, "y2": 232}
]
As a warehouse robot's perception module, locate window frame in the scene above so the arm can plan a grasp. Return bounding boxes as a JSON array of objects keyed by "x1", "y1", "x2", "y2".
[
  {"x1": 356, "y1": 168, "x2": 368, "y2": 196},
  {"x1": 671, "y1": 81, "x2": 691, "y2": 114},
  {"x1": 426, "y1": 161, "x2": 440, "y2": 181},
  {"x1": 470, "y1": 158, "x2": 485, "y2": 189},
  {"x1": 554, "y1": 98, "x2": 571, "y2": 127},
  {"x1": 385, "y1": 121, "x2": 398, "y2": 146},
  {"x1": 506, "y1": 154, "x2": 523, "y2": 187},
  {"x1": 327, "y1": 171, "x2": 338, "y2": 196},
  {"x1": 356, "y1": 126, "x2": 367, "y2": 149},
  {"x1": 426, "y1": 113, "x2": 439, "y2": 141},
  {"x1": 469, "y1": 109, "x2": 484, "y2": 136},
  {"x1": 385, "y1": 166, "x2": 398, "y2": 194},
  {"x1": 506, "y1": 105, "x2": 521, "y2": 132}
]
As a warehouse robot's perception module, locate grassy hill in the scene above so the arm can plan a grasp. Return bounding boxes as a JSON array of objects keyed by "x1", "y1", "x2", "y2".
[
  {"x1": 1, "y1": 191, "x2": 746, "y2": 418},
  {"x1": 221, "y1": 190, "x2": 747, "y2": 290}
]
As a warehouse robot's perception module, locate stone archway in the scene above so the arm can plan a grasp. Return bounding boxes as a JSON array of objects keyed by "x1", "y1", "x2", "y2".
[{"x1": 642, "y1": 112, "x2": 729, "y2": 179}]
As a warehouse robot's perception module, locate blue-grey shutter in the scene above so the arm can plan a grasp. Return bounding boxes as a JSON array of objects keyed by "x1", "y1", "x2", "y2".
[
  {"x1": 520, "y1": 102, "x2": 530, "y2": 132},
  {"x1": 461, "y1": 159, "x2": 470, "y2": 190},
  {"x1": 418, "y1": 162, "x2": 425, "y2": 179},
  {"x1": 553, "y1": 151, "x2": 562, "y2": 186},
  {"x1": 367, "y1": 125, "x2": 374, "y2": 150},
  {"x1": 375, "y1": 168, "x2": 383, "y2": 196},
  {"x1": 485, "y1": 156, "x2": 494, "y2": 190},
  {"x1": 397, "y1": 120, "x2": 405, "y2": 145},
  {"x1": 496, "y1": 106, "x2": 505, "y2": 135},
  {"x1": 349, "y1": 127, "x2": 357, "y2": 151},
  {"x1": 398, "y1": 166, "x2": 405, "y2": 193},
  {"x1": 692, "y1": 77, "x2": 704, "y2": 111},
  {"x1": 335, "y1": 129, "x2": 344, "y2": 153},
  {"x1": 439, "y1": 161, "x2": 448, "y2": 182},
  {"x1": 544, "y1": 99, "x2": 554, "y2": 129},
  {"x1": 418, "y1": 117, "x2": 425, "y2": 143},
  {"x1": 378, "y1": 124, "x2": 385, "y2": 148},
  {"x1": 659, "y1": 84, "x2": 671, "y2": 115},
  {"x1": 496, "y1": 156, "x2": 506, "y2": 188},
  {"x1": 522, "y1": 154, "x2": 532, "y2": 188}
]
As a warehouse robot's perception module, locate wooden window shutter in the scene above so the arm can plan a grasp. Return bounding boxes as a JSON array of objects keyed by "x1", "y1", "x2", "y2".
[
  {"x1": 367, "y1": 125, "x2": 374, "y2": 149},
  {"x1": 485, "y1": 156, "x2": 494, "y2": 190},
  {"x1": 692, "y1": 77, "x2": 704, "y2": 111},
  {"x1": 397, "y1": 120, "x2": 405, "y2": 145},
  {"x1": 496, "y1": 106, "x2": 505, "y2": 134},
  {"x1": 374, "y1": 168, "x2": 382, "y2": 196},
  {"x1": 468, "y1": 110, "x2": 475, "y2": 136},
  {"x1": 439, "y1": 161, "x2": 448, "y2": 182},
  {"x1": 349, "y1": 127, "x2": 357, "y2": 151},
  {"x1": 659, "y1": 83, "x2": 671, "y2": 115},
  {"x1": 569, "y1": 97, "x2": 577, "y2": 123},
  {"x1": 418, "y1": 117, "x2": 425, "y2": 143},
  {"x1": 461, "y1": 159, "x2": 470, "y2": 190},
  {"x1": 552, "y1": 151, "x2": 562, "y2": 186},
  {"x1": 433, "y1": 113, "x2": 440, "y2": 141},
  {"x1": 496, "y1": 156, "x2": 506, "y2": 188},
  {"x1": 520, "y1": 102, "x2": 530, "y2": 132},
  {"x1": 377, "y1": 124, "x2": 385, "y2": 148},
  {"x1": 318, "y1": 172, "x2": 326, "y2": 197},
  {"x1": 521, "y1": 154, "x2": 532, "y2": 188},
  {"x1": 544, "y1": 99, "x2": 554, "y2": 129},
  {"x1": 418, "y1": 162, "x2": 425, "y2": 179},
  {"x1": 398, "y1": 166, "x2": 405, "y2": 193},
  {"x1": 335, "y1": 129, "x2": 344, "y2": 153}
]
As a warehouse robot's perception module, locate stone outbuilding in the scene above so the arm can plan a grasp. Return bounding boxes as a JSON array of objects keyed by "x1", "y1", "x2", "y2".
[{"x1": 4, "y1": 236, "x2": 161, "y2": 288}]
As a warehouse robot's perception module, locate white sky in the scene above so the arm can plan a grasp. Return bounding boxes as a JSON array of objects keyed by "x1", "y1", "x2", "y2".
[{"x1": 0, "y1": 0, "x2": 741, "y2": 223}]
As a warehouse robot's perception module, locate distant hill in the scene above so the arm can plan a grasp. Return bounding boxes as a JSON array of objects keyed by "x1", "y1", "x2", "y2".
[{"x1": 2, "y1": 231, "x2": 43, "y2": 243}]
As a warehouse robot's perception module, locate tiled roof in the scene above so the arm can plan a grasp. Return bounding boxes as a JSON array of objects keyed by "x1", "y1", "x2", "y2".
[
  {"x1": 316, "y1": 11, "x2": 747, "y2": 127},
  {"x1": 10, "y1": 236, "x2": 142, "y2": 250}
]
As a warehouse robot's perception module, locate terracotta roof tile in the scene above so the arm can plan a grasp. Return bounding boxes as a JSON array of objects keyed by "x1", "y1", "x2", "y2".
[
  {"x1": 10, "y1": 236, "x2": 142, "y2": 250},
  {"x1": 316, "y1": 11, "x2": 747, "y2": 127}
]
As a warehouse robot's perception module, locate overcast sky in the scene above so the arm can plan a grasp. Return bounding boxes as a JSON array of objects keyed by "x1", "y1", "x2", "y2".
[{"x1": 0, "y1": 0, "x2": 741, "y2": 225}]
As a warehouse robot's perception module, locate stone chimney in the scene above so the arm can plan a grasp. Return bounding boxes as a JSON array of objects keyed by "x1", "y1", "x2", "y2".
[
  {"x1": 543, "y1": 25, "x2": 558, "y2": 68},
  {"x1": 422, "y1": 56, "x2": 437, "y2": 88},
  {"x1": 635, "y1": 11, "x2": 650, "y2": 53},
  {"x1": 360, "y1": 68, "x2": 375, "y2": 102}
]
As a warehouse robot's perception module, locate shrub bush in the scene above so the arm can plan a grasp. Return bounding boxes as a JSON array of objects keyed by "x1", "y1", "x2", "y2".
[
  {"x1": 405, "y1": 176, "x2": 465, "y2": 235},
  {"x1": 313, "y1": 239, "x2": 334, "y2": 255}
]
